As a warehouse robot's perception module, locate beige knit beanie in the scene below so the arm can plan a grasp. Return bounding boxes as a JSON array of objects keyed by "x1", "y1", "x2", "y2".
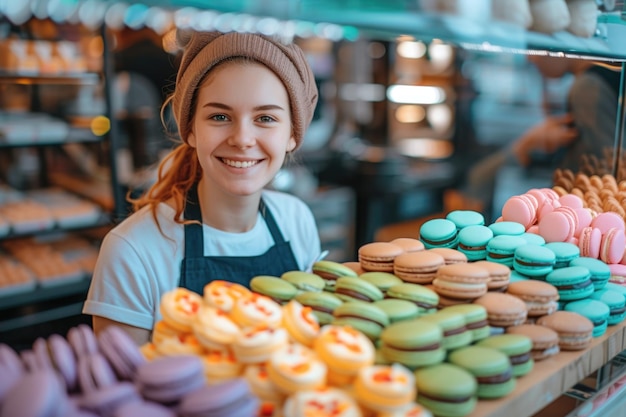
[{"x1": 171, "y1": 30, "x2": 318, "y2": 150}]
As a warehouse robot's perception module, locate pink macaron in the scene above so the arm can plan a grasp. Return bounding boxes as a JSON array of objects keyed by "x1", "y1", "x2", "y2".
[
  {"x1": 559, "y1": 194, "x2": 584, "y2": 209},
  {"x1": 537, "y1": 198, "x2": 561, "y2": 222},
  {"x1": 591, "y1": 212, "x2": 625, "y2": 235},
  {"x1": 573, "y1": 208, "x2": 593, "y2": 237},
  {"x1": 502, "y1": 194, "x2": 537, "y2": 229},
  {"x1": 539, "y1": 210, "x2": 575, "y2": 243},
  {"x1": 600, "y1": 228, "x2": 626, "y2": 264},
  {"x1": 578, "y1": 227, "x2": 602, "y2": 259}
]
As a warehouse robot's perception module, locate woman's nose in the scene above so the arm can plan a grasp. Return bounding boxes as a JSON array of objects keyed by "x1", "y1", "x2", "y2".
[{"x1": 228, "y1": 121, "x2": 256, "y2": 149}]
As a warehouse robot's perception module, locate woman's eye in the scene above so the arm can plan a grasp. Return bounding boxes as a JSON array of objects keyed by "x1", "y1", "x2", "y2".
[
  {"x1": 210, "y1": 114, "x2": 228, "y2": 121},
  {"x1": 258, "y1": 115, "x2": 276, "y2": 123}
]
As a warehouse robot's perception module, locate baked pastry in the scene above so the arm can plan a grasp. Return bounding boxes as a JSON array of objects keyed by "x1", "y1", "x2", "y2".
[
  {"x1": 566, "y1": 0, "x2": 598, "y2": 37},
  {"x1": 492, "y1": 0, "x2": 533, "y2": 28},
  {"x1": 529, "y1": 0, "x2": 571, "y2": 34}
]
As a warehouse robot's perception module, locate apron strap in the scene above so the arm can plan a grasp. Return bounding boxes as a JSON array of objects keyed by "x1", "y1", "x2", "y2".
[{"x1": 260, "y1": 198, "x2": 286, "y2": 244}]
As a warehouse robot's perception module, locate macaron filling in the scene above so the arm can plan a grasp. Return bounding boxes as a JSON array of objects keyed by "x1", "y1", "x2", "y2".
[
  {"x1": 333, "y1": 313, "x2": 386, "y2": 328},
  {"x1": 384, "y1": 294, "x2": 436, "y2": 310},
  {"x1": 335, "y1": 288, "x2": 376, "y2": 302},
  {"x1": 475, "y1": 368, "x2": 513, "y2": 385}
]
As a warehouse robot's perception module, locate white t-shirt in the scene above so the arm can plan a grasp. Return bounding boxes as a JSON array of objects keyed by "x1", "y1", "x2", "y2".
[{"x1": 83, "y1": 190, "x2": 321, "y2": 330}]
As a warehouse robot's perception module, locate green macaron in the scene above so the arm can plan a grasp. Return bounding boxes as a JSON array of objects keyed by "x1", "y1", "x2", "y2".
[
  {"x1": 249, "y1": 275, "x2": 298, "y2": 304},
  {"x1": 281, "y1": 270, "x2": 326, "y2": 293},
  {"x1": 419, "y1": 309, "x2": 472, "y2": 351},
  {"x1": 373, "y1": 299, "x2": 420, "y2": 323},
  {"x1": 386, "y1": 282, "x2": 439, "y2": 314},
  {"x1": 359, "y1": 272, "x2": 403, "y2": 293},
  {"x1": 442, "y1": 304, "x2": 490, "y2": 342},
  {"x1": 380, "y1": 319, "x2": 445, "y2": 369},
  {"x1": 415, "y1": 363, "x2": 477, "y2": 417},
  {"x1": 331, "y1": 301, "x2": 389, "y2": 341},
  {"x1": 294, "y1": 291, "x2": 343, "y2": 325},
  {"x1": 312, "y1": 260, "x2": 358, "y2": 292},
  {"x1": 476, "y1": 334, "x2": 534, "y2": 377},
  {"x1": 448, "y1": 345, "x2": 516, "y2": 399},
  {"x1": 334, "y1": 276, "x2": 384, "y2": 303}
]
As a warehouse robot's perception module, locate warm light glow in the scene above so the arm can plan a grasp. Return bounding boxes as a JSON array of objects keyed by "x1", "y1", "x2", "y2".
[
  {"x1": 428, "y1": 41, "x2": 454, "y2": 70},
  {"x1": 397, "y1": 41, "x2": 426, "y2": 59},
  {"x1": 398, "y1": 138, "x2": 454, "y2": 159},
  {"x1": 339, "y1": 83, "x2": 386, "y2": 102},
  {"x1": 395, "y1": 105, "x2": 426, "y2": 123},
  {"x1": 427, "y1": 104, "x2": 453, "y2": 132},
  {"x1": 91, "y1": 116, "x2": 110, "y2": 136},
  {"x1": 387, "y1": 85, "x2": 446, "y2": 105}
]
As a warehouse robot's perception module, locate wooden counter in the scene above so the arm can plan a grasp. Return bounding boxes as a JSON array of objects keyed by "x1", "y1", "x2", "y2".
[{"x1": 471, "y1": 321, "x2": 626, "y2": 417}]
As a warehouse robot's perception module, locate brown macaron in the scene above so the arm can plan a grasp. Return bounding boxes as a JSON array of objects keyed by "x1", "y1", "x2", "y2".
[
  {"x1": 393, "y1": 250, "x2": 445, "y2": 285},
  {"x1": 432, "y1": 263, "x2": 490, "y2": 300},
  {"x1": 536, "y1": 311, "x2": 593, "y2": 351},
  {"x1": 473, "y1": 292, "x2": 528, "y2": 329},
  {"x1": 358, "y1": 242, "x2": 404, "y2": 273},
  {"x1": 506, "y1": 280, "x2": 559, "y2": 317},
  {"x1": 507, "y1": 323, "x2": 560, "y2": 361},
  {"x1": 389, "y1": 237, "x2": 425, "y2": 253},
  {"x1": 473, "y1": 260, "x2": 511, "y2": 291},
  {"x1": 429, "y1": 248, "x2": 468, "y2": 265}
]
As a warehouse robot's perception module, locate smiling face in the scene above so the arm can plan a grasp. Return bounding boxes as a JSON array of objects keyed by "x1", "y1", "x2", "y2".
[{"x1": 188, "y1": 59, "x2": 295, "y2": 199}]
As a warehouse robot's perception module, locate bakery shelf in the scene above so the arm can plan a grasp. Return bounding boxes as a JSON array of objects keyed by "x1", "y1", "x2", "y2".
[
  {"x1": 0, "y1": 275, "x2": 91, "y2": 311},
  {"x1": 0, "y1": 126, "x2": 103, "y2": 148},
  {"x1": 471, "y1": 321, "x2": 626, "y2": 417},
  {"x1": 0, "y1": 71, "x2": 100, "y2": 85},
  {"x1": 0, "y1": 212, "x2": 111, "y2": 241}
]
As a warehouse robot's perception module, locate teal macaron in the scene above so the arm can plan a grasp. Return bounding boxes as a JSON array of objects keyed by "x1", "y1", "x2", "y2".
[
  {"x1": 331, "y1": 301, "x2": 389, "y2": 341},
  {"x1": 488, "y1": 221, "x2": 526, "y2": 237},
  {"x1": 457, "y1": 225, "x2": 494, "y2": 261},
  {"x1": 334, "y1": 276, "x2": 384, "y2": 303},
  {"x1": 545, "y1": 266, "x2": 594, "y2": 301},
  {"x1": 476, "y1": 334, "x2": 534, "y2": 377},
  {"x1": 373, "y1": 299, "x2": 420, "y2": 323},
  {"x1": 294, "y1": 291, "x2": 343, "y2": 325},
  {"x1": 419, "y1": 309, "x2": 472, "y2": 350},
  {"x1": 448, "y1": 345, "x2": 516, "y2": 399},
  {"x1": 563, "y1": 299, "x2": 610, "y2": 337},
  {"x1": 513, "y1": 244, "x2": 556, "y2": 277},
  {"x1": 443, "y1": 304, "x2": 490, "y2": 342},
  {"x1": 419, "y1": 218, "x2": 459, "y2": 249},
  {"x1": 414, "y1": 363, "x2": 477, "y2": 417},
  {"x1": 386, "y1": 282, "x2": 439, "y2": 314},
  {"x1": 359, "y1": 271, "x2": 403, "y2": 294},
  {"x1": 486, "y1": 235, "x2": 528, "y2": 268},
  {"x1": 446, "y1": 210, "x2": 485, "y2": 229},
  {"x1": 589, "y1": 288, "x2": 626, "y2": 325},
  {"x1": 380, "y1": 319, "x2": 445, "y2": 369},
  {"x1": 520, "y1": 232, "x2": 546, "y2": 246},
  {"x1": 249, "y1": 275, "x2": 298, "y2": 304},
  {"x1": 281, "y1": 270, "x2": 326, "y2": 293},
  {"x1": 544, "y1": 242, "x2": 580, "y2": 268},
  {"x1": 569, "y1": 257, "x2": 611, "y2": 290}
]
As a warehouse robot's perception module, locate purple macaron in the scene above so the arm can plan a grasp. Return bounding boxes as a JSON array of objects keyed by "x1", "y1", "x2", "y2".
[
  {"x1": 135, "y1": 355, "x2": 205, "y2": 405},
  {"x1": 1, "y1": 370, "x2": 71, "y2": 417},
  {"x1": 67, "y1": 325, "x2": 99, "y2": 358},
  {"x1": 178, "y1": 378, "x2": 259, "y2": 417},
  {"x1": 78, "y1": 381, "x2": 142, "y2": 417},
  {"x1": 77, "y1": 353, "x2": 118, "y2": 394},
  {"x1": 47, "y1": 334, "x2": 79, "y2": 391},
  {"x1": 113, "y1": 400, "x2": 177, "y2": 417},
  {"x1": 0, "y1": 343, "x2": 24, "y2": 376},
  {"x1": 98, "y1": 326, "x2": 146, "y2": 380}
]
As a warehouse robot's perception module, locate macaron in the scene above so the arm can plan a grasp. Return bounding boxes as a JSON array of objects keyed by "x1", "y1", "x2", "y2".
[
  {"x1": 373, "y1": 299, "x2": 420, "y2": 323},
  {"x1": 536, "y1": 310, "x2": 594, "y2": 350},
  {"x1": 359, "y1": 242, "x2": 405, "y2": 273},
  {"x1": 178, "y1": 378, "x2": 259, "y2": 417},
  {"x1": 385, "y1": 282, "x2": 439, "y2": 314},
  {"x1": 488, "y1": 221, "x2": 526, "y2": 237},
  {"x1": 97, "y1": 325, "x2": 146, "y2": 381},
  {"x1": 67, "y1": 324, "x2": 99, "y2": 358},
  {"x1": 473, "y1": 292, "x2": 528, "y2": 329},
  {"x1": 456, "y1": 225, "x2": 494, "y2": 261},
  {"x1": 443, "y1": 304, "x2": 490, "y2": 342},
  {"x1": 520, "y1": 232, "x2": 546, "y2": 246},
  {"x1": 334, "y1": 276, "x2": 384, "y2": 303},
  {"x1": 589, "y1": 288, "x2": 626, "y2": 325},
  {"x1": 501, "y1": 195, "x2": 538, "y2": 229},
  {"x1": 419, "y1": 309, "x2": 472, "y2": 350},
  {"x1": 506, "y1": 280, "x2": 559, "y2": 317},
  {"x1": 429, "y1": 248, "x2": 468, "y2": 265},
  {"x1": 578, "y1": 226, "x2": 602, "y2": 258},
  {"x1": 600, "y1": 227, "x2": 626, "y2": 264},
  {"x1": 544, "y1": 242, "x2": 580, "y2": 268},
  {"x1": 419, "y1": 218, "x2": 459, "y2": 249},
  {"x1": 250, "y1": 275, "x2": 298, "y2": 304},
  {"x1": 332, "y1": 302, "x2": 390, "y2": 341},
  {"x1": 432, "y1": 263, "x2": 490, "y2": 300},
  {"x1": 446, "y1": 209, "x2": 485, "y2": 229},
  {"x1": 486, "y1": 235, "x2": 528, "y2": 267},
  {"x1": 294, "y1": 291, "x2": 343, "y2": 325},
  {"x1": 448, "y1": 345, "x2": 516, "y2": 399},
  {"x1": 359, "y1": 271, "x2": 403, "y2": 294},
  {"x1": 563, "y1": 299, "x2": 610, "y2": 337},
  {"x1": 113, "y1": 400, "x2": 177, "y2": 417},
  {"x1": 414, "y1": 363, "x2": 477, "y2": 417},
  {"x1": 472, "y1": 260, "x2": 511, "y2": 291},
  {"x1": 136, "y1": 355, "x2": 206, "y2": 403},
  {"x1": 476, "y1": 334, "x2": 534, "y2": 377},
  {"x1": 312, "y1": 260, "x2": 358, "y2": 292},
  {"x1": 1, "y1": 370, "x2": 72, "y2": 417},
  {"x1": 393, "y1": 250, "x2": 445, "y2": 284},
  {"x1": 380, "y1": 320, "x2": 445, "y2": 369},
  {"x1": 280, "y1": 271, "x2": 326, "y2": 293},
  {"x1": 506, "y1": 323, "x2": 560, "y2": 361},
  {"x1": 512, "y1": 244, "x2": 556, "y2": 277},
  {"x1": 538, "y1": 209, "x2": 577, "y2": 243},
  {"x1": 389, "y1": 237, "x2": 425, "y2": 253},
  {"x1": 569, "y1": 257, "x2": 611, "y2": 290},
  {"x1": 545, "y1": 265, "x2": 594, "y2": 301},
  {"x1": 590, "y1": 211, "x2": 625, "y2": 234}
]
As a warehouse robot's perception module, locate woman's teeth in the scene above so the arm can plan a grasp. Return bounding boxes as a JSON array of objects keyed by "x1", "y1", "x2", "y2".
[{"x1": 222, "y1": 158, "x2": 258, "y2": 168}]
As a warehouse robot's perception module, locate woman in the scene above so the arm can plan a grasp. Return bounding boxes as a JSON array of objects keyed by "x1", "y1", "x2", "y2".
[{"x1": 83, "y1": 30, "x2": 321, "y2": 345}]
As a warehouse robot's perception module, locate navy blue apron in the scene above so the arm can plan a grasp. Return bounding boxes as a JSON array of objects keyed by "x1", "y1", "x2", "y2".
[{"x1": 179, "y1": 185, "x2": 299, "y2": 294}]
